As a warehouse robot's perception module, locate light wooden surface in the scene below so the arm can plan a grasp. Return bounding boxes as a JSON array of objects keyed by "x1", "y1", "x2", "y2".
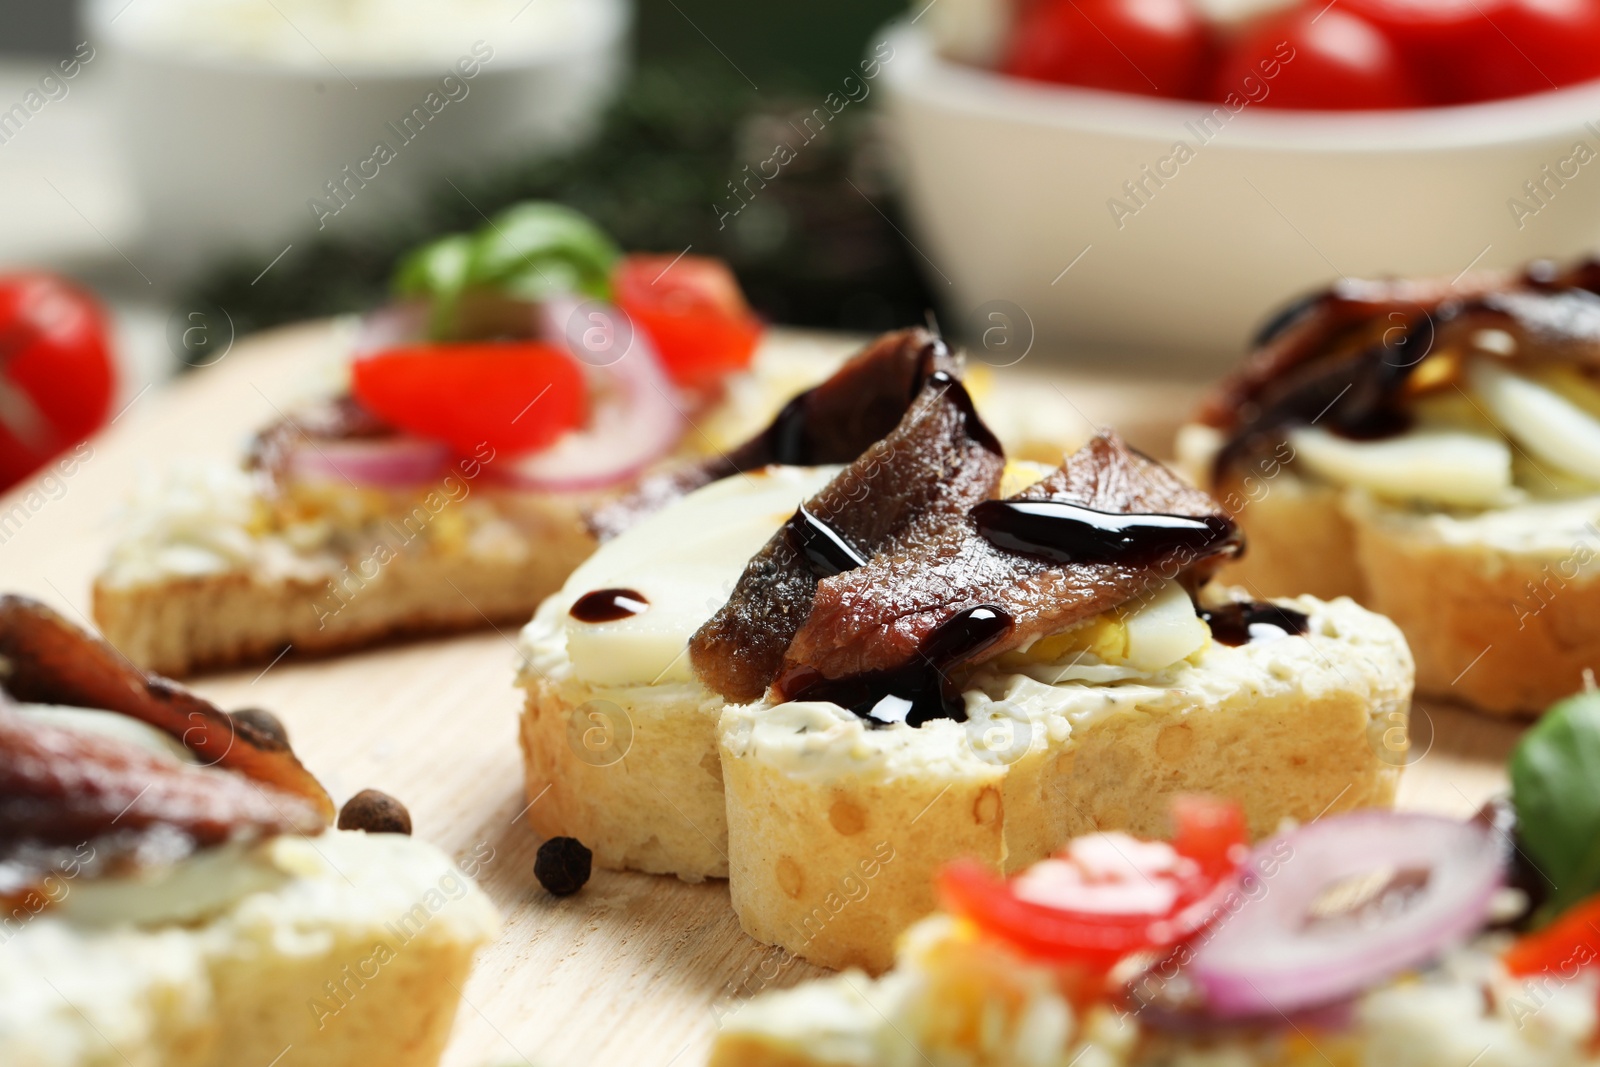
[{"x1": 0, "y1": 323, "x2": 1527, "y2": 1067}]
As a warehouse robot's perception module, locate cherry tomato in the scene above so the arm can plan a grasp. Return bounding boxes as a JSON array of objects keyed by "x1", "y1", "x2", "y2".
[
  {"x1": 1504, "y1": 893, "x2": 1600, "y2": 977},
  {"x1": 613, "y1": 254, "x2": 762, "y2": 390},
  {"x1": 938, "y1": 797, "x2": 1246, "y2": 969},
  {"x1": 0, "y1": 274, "x2": 115, "y2": 491},
  {"x1": 1002, "y1": 0, "x2": 1214, "y2": 99},
  {"x1": 1344, "y1": 0, "x2": 1600, "y2": 103},
  {"x1": 1211, "y1": 6, "x2": 1425, "y2": 109},
  {"x1": 351, "y1": 342, "x2": 587, "y2": 457}
]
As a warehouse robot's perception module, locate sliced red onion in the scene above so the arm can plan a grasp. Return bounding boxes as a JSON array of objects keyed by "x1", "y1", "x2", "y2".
[
  {"x1": 492, "y1": 351, "x2": 686, "y2": 493},
  {"x1": 345, "y1": 298, "x2": 684, "y2": 493},
  {"x1": 285, "y1": 435, "x2": 455, "y2": 489},
  {"x1": 1187, "y1": 811, "x2": 1504, "y2": 1019}
]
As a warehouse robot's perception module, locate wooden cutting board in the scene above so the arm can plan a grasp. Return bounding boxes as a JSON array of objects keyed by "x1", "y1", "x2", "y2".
[{"x1": 0, "y1": 323, "x2": 1526, "y2": 1067}]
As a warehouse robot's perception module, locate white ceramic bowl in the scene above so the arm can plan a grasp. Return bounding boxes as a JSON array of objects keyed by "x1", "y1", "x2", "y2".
[
  {"x1": 880, "y1": 20, "x2": 1600, "y2": 364},
  {"x1": 85, "y1": 0, "x2": 629, "y2": 282}
]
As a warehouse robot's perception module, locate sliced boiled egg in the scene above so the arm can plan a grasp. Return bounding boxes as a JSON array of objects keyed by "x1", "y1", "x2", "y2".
[
  {"x1": 1003, "y1": 580, "x2": 1208, "y2": 675},
  {"x1": 1468, "y1": 359, "x2": 1600, "y2": 486},
  {"x1": 1287, "y1": 425, "x2": 1512, "y2": 507}
]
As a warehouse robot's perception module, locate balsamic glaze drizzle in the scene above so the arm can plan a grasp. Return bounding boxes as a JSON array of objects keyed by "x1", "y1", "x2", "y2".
[
  {"x1": 1199, "y1": 602, "x2": 1309, "y2": 646},
  {"x1": 778, "y1": 605, "x2": 1014, "y2": 727},
  {"x1": 785, "y1": 506, "x2": 868, "y2": 578},
  {"x1": 569, "y1": 588, "x2": 650, "y2": 623},
  {"x1": 972, "y1": 500, "x2": 1241, "y2": 564}
]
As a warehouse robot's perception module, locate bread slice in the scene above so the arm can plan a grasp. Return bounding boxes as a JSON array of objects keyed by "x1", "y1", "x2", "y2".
[
  {"x1": 1177, "y1": 425, "x2": 1600, "y2": 716},
  {"x1": 0, "y1": 830, "x2": 499, "y2": 1067},
  {"x1": 516, "y1": 460, "x2": 1413, "y2": 971},
  {"x1": 708, "y1": 913, "x2": 1592, "y2": 1067},
  {"x1": 94, "y1": 487, "x2": 594, "y2": 678}
]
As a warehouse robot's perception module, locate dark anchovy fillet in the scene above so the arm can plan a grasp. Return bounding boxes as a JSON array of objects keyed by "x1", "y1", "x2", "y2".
[
  {"x1": 689, "y1": 373, "x2": 1004, "y2": 703},
  {"x1": 587, "y1": 327, "x2": 959, "y2": 541},
  {"x1": 0, "y1": 595, "x2": 333, "y2": 820},
  {"x1": 0, "y1": 705, "x2": 326, "y2": 901},
  {"x1": 781, "y1": 432, "x2": 1240, "y2": 681},
  {"x1": 1204, "y1": 261, "x2": 1600, "y2": 480}
]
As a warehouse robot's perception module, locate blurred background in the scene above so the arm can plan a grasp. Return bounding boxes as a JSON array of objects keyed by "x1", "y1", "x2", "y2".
[
  {"x1": 8, "y1": 0, "x2": 1600, "y2": 490},
  {"x1": 0, "y1": 0, "x2": 935, "y2": 403}
]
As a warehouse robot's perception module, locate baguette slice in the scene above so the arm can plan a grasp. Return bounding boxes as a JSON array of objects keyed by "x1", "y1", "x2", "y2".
[{"x1": 0, "y1": 831, "x2": 499, "y2": 1067}]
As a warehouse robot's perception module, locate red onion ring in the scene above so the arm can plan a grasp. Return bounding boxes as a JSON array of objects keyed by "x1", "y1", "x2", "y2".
[
  {"x1": 490, "y1": 355, "x2": 686, "y2": 492},
  {"x1": 1186, "y1": 810, "x2": 1504, "y2": 1019},
  {"x1": 284, "y1": 435, "x2": 455, "y2": 489}
]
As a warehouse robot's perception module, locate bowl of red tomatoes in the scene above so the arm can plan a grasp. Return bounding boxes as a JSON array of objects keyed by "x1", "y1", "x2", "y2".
[{"x1": 881, "y1": 0, "x2": 1600, "y2": 358}]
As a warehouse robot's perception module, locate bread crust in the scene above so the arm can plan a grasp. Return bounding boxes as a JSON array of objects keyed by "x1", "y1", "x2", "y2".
[
  {"x1": 94, "y1": 518, "x2": 591, "y2": 677},
  {"x1": 1349, "y1": 501, "x2": 1600, "y2": 716},
  {"x1": 518, "y1": 672, "x2": 731, "y2": 881}
]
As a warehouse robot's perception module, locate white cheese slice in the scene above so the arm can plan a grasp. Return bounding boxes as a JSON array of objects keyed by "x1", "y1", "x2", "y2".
[
  {"x1": 558, "y1": 465, "x2": 843, "y2": 687},
  {"x1": 1469, "y1": 359, "x2": 1600, "y2": 486},
  {"x1": 1288, "y1": 425, "x2": 1513, "y2": 507}
]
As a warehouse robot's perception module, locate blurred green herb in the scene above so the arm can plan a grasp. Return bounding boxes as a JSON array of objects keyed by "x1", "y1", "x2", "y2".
[{"x1": 1511, "y1": 689, "x2": 1600, "y2": 925}]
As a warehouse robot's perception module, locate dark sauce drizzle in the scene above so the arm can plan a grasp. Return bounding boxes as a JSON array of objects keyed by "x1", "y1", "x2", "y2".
[
  {"x1": 569, "y1": 588, "x2": 650, "y2": 623},
  {"x1": 785, "y1": 505, "x2": 868, "y2": 578},
  {"x1": 972, "y1": 499, "x2": 1241, "y2": 565},
  {"x1": 777, "y1": 605, "x2": 1014, "y2": 727},
  {"x1": 1199, "y1": 602, "x2": 1309, "y2": 646}
]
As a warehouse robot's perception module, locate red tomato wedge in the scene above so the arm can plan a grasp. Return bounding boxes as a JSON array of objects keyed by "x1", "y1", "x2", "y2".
[
  {"x1": 1212, "y1": 6, "x2": 1425, "y2": 110},
  {"x1": 613, "y1": 254, "x2": 762, "y2": 389},
  {"x1": 351, "y1": 342, "x2": 587, "y2": 458},
  {"x1": 0, "y1": 274, "x2": 115, "y2": 490},
  {"x1": 1504, "y1": 894, "x2": 1600, "y2": 977},
  {"x1": 1003, "y1": 0, "x2": 1213, "y2": 99},
  {"x1": 939, "y1": 796, "x2": 1247, "y2": 970}
]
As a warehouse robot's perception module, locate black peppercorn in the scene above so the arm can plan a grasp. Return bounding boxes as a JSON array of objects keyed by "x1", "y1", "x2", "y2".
[
  {"x1": 338, "y1": 789, "x2": 412, "y2": 835},
  {"x1": 535, "y1": 836, "x2": 592, "y2": 896}
]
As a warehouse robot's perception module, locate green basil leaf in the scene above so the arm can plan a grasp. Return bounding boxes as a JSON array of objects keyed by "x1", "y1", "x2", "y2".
[
  {"x1": 465, "y1": 201, "x2": 620, "y2": 302},
  {"x1": 392, "y1": 232, "x2": 474, "y2": 302},
  {"x1": 1510, "y1": 690, "x2": 1600, "y2": 925}
]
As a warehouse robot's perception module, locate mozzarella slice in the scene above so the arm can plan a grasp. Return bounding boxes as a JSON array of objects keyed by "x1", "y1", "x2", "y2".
[
  {"x1": 559, "y1": 466, "x2": 843, "y2": 687},
  {"x1": 1288, "y1": 425, "x2": 1512, "y2": 507},
  {"x1": 1469, "y1": 359, "x2": 1600, "y2": 486}
]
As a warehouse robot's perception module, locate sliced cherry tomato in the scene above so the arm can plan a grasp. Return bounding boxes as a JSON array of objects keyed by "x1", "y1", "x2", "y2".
[
  {"x1": 1211, "y1": 6, "x2": 1425, "y2": 109},
  {"x1": 938, "y1": 797, "x2": 1247, "y2": 970},
  {"x1": 613, "y1": 254, "x2": 762, "y2": 390},
  {"x1": 351, "y1": 341, "x2": 587, "y2": 458},
  {"x1": 1002, "y1": 0, "x2": 1214, "y2": 99},
  {"x1": 0, "y1": 274, "x2": 114, "y2": 491},
  {"x1": 1504, "y1": 893, "x2": 1600, "y2": 977},
  {"x1": 1344, "y1": 0, "x2": 1600, "y2": 103}
]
